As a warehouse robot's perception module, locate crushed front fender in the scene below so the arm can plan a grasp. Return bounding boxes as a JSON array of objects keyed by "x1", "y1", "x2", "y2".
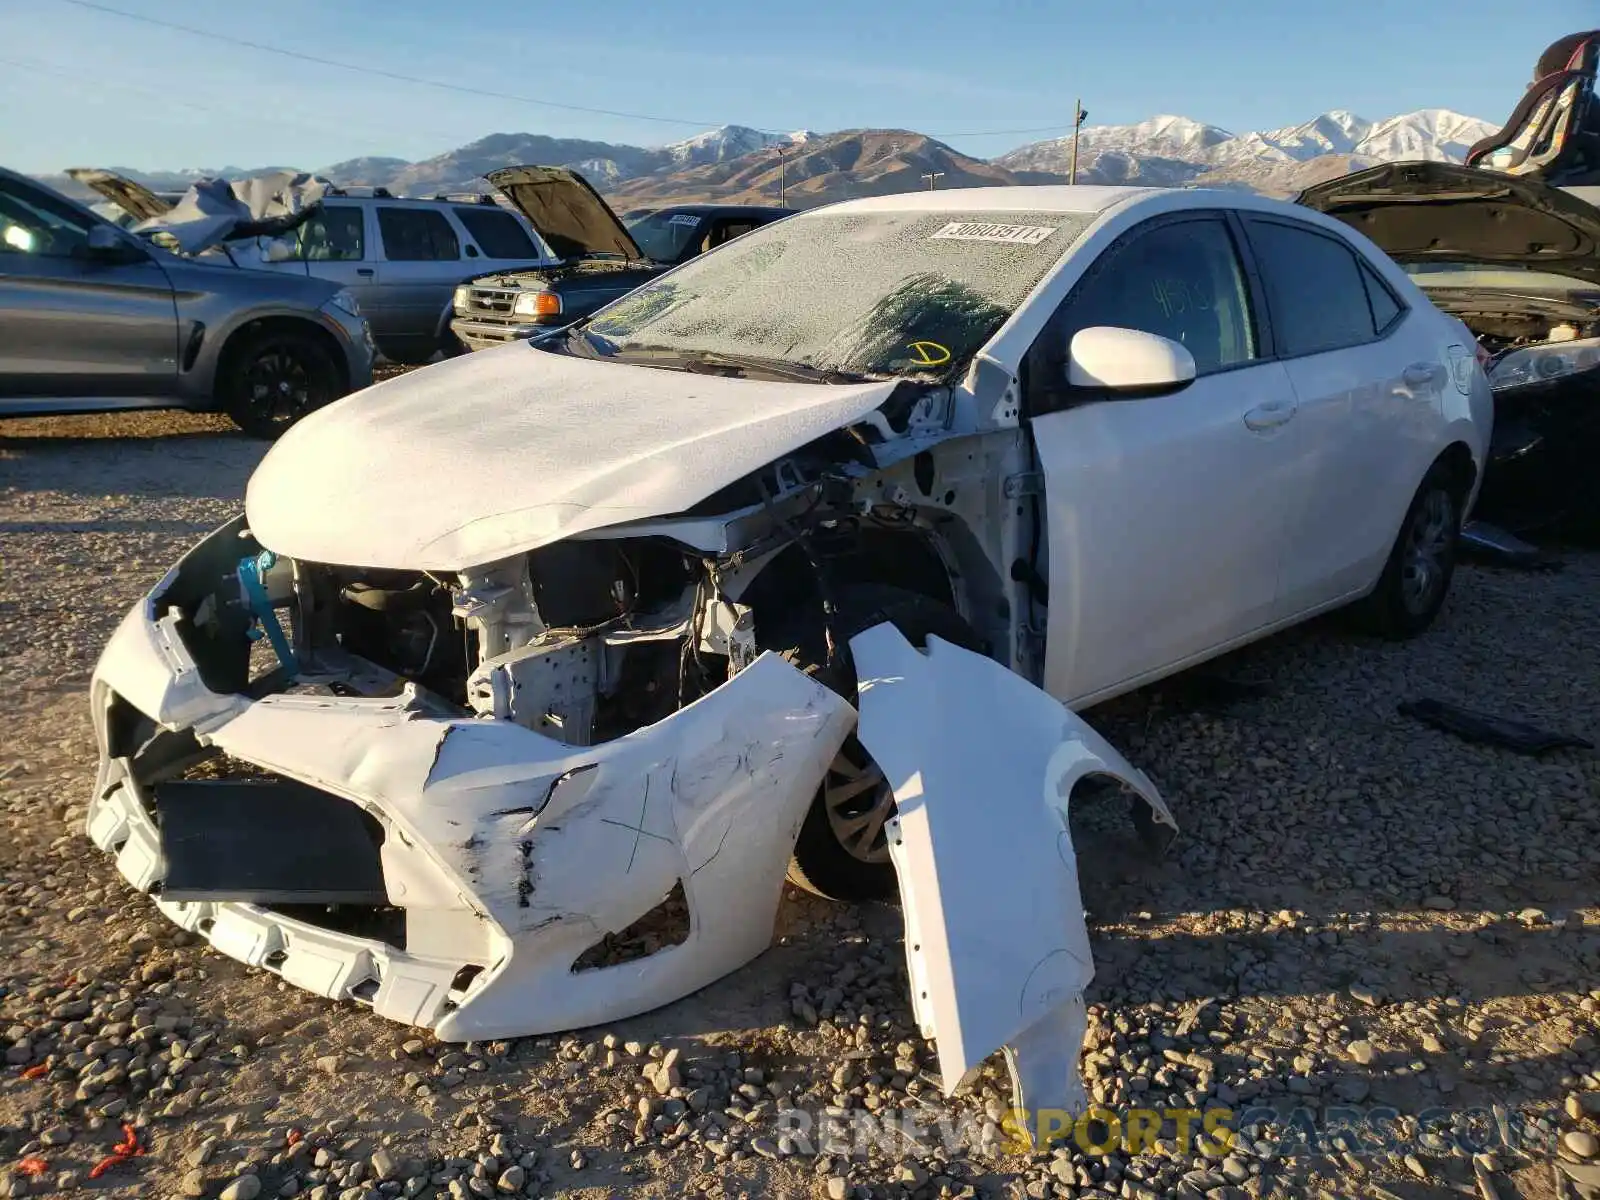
[{"x1": 851, "y1": 623, "x2": 1177, "y2": 1146}]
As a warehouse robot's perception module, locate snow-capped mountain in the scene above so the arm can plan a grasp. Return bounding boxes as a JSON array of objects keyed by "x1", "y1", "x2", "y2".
[
  {"x1": 1349, "y1": 110, "x2": 1495, "y2": 162},
  {"x1": 41, "y1": 105, "x2": 1504, "y2": 209},
  {"x1": 998, "y1": 114, "x2": 1232, "y2": 174},
  {"x1": 662, "y1": 125, "x2": 813, "y2": 167},
  {"x1": 996, "y1": 108, "x2": 1498, "y2": 193}
]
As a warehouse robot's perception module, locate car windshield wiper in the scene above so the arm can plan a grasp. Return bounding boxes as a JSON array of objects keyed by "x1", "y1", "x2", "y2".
[
  {"x1": 668, "y1": 349, "x2": 879, "y2": 384},
  {"x1": 563, "y1": 326, "x2": 619, "y2": 359}
]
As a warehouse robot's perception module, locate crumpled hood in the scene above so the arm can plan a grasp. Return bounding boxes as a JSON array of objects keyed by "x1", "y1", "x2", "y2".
[
  {"x1": 245, "y1": 342, "x2": 901, "y2": 571},
  {"x1": 131, "y1": 171, "x2": 332, "y2": 255}
]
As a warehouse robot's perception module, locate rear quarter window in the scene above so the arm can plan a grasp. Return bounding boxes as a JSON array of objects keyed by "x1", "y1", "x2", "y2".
[{"x1": 454, "y1": 206, "x2": 539, "y2": 259}]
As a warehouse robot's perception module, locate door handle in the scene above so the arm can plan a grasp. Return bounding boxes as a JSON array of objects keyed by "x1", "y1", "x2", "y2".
[
  {"x1": 1403, "y1": 362, "x2": 1438, "y2": 386},
  {"x1": 1243, "y1": 400, "x2": 1296, "y2": 431},
  {"x1": 356, "y1": 268, "x2": 374, "y2": 277}
]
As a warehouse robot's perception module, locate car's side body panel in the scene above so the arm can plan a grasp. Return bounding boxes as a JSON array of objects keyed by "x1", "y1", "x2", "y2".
[
  {"x1": 1030, "y1": 358, "x2": 1299, "y2": 706},
  {"x1": 0, "y1": 166, "x2": 375, "y2": 415}
]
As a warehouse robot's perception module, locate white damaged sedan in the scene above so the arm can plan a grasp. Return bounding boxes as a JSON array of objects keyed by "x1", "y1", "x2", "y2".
[{"x1": 88, "y1": 184, "x2": 1491, "y2": 1122}]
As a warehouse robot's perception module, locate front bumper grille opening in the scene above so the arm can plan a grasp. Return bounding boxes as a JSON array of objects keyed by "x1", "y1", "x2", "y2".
[{"x1": 268, "y1": 903, "x2": 406, "y2": 950}]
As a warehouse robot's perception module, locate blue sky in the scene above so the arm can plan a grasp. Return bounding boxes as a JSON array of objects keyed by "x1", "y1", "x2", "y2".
[{"x1": 0, "y1": 0, "x2": 1589, "y2": 171}]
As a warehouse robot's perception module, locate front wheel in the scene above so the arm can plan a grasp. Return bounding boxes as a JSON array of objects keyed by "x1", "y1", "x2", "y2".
[
  {"x1": 1352, "y1": 461, "x2": 1462, "y2": 639},
  {"x1": 222, "y1": 328, "x2": 342, "y2": 439},
  {"x1": 759, "y1": 583, "x2": 985, "y2": 903}
]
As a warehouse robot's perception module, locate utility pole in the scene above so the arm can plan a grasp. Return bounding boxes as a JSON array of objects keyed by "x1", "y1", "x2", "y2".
[
  {"x1": 774, "y1": 146, "x2": 788, "y2": 208},
  {"x1": 921, "y1": 171, "x2": 945, "y2": 190},
  {"x1": 1069, "y1": 98, "x2": 1088, "y2": 185}
]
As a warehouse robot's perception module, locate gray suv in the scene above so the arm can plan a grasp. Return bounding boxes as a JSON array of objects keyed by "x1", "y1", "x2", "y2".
[
  {"x1": 0, "y1": 167, "x2": 375, "y2": 437},
  {"x1": 71, "y1": 170, "x2": 556, "y2": 364}
]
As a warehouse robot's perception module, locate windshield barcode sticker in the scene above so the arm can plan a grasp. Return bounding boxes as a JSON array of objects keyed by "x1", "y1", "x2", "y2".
[
  {"x1": 929, "y1": 222, "x2": 1057, "y2": 245},
  {"x1": 669, "y1": 214, "x2": 700, "y2": 226}
]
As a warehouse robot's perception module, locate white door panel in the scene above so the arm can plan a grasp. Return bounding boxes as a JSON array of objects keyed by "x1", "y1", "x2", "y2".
[
  {"x1": 1277, "y1": 331, "x2": 1444, "y2": 610},
  {"x1": 1034, "y1": 360, "x2": 1300, "y2": 705}
]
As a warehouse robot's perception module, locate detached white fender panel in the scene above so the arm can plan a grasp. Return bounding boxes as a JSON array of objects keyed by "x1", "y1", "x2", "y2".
[{"x1": 850, "y1": 625, "x2": 1176, "y2": 1136}]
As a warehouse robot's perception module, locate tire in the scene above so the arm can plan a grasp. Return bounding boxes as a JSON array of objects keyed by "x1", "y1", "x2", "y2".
[
  {"x1": 1352, "y1": 460, "x2": 1462, "y2": 639},
  {"x1": 380, "y1": 344, "x2": 440, "y2": 366},
  {"x1": 757, "y1": 583, "x2": 985, "y2": 903},
  {"x1": 437, "y1": 327, "x2": 468, "y2": 359},
  {"x1": 222, "y1": 327, "x2": 342, "y2": 439}
]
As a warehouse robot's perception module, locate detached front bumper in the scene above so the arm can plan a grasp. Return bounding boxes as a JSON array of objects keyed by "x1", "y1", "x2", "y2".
[{"x1": 87, "y1": 524, "x2": 853, "y2": 1040}]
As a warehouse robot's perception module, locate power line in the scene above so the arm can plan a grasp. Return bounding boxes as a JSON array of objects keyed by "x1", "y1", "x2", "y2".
[
  {"x1": 53, "y1": 0, "x2": 768, "y2": 131},
  {"x1": 51, "y1": 0, "x2": 1085, "y2": 148},
  {"x1": 925, "y1": 124, "x2": 1080, "y2": 139},
  {"x1": 0, "y1": 51, "x2": 476, "y2": 152}
]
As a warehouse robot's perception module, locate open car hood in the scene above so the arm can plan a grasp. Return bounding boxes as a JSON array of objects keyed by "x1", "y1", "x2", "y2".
[
  {"x1": 66, "y1": 168, "x2": 174, "y2": 222},
  {"x1": 485, "y1": 166, "x2": 643, "y2": 262},
  {"x1": 245, "y1": 341, "x2": 902, "y2": 572},
  {"x1": 1297, "y1": 161, "x2": 1600, "y2": 288}
]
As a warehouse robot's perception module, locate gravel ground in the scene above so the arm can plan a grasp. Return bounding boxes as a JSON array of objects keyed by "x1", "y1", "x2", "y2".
[{"x1": 3, "y1": 408, "x2": 1600, "y2": 1200}]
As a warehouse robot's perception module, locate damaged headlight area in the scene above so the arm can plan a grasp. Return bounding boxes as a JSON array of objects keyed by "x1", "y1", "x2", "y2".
[
  {"x1": 86, "y1": 512, "x2": 862, "y2": 1040},
  {"x1": 1488, "y1": 333, "x2": 1600, "y2": 392}
]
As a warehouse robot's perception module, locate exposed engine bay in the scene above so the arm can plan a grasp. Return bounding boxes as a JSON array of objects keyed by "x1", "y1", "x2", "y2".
[
  {"x1": 185, "y1": 401, "x2": 1018, "y2": 754},
  {"x1": 1431, "y1": 291, "x2": 1600, "y2": 533}
]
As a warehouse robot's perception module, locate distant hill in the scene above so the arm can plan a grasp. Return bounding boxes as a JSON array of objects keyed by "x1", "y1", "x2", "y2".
[
  {"x1": 35, "y1": 107, "x2": 1498, "y2": 211},
  {"x1": 605, "y1": 129, "x2": 1024, "y2": 208}
]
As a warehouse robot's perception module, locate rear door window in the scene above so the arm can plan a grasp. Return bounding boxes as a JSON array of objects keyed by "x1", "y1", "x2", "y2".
[
  {"x1": 1246, "y1": 218, "x2": 1382, "y2": 356},
  {"x1": 376, "y1": 207, "x2": 461, "y2": 261},
  {"x1": 454, "y1": 206, "x2": 539, "y2": 259},
  {"x1": 297, "y1": 205, "x2": 365, "y2": 261}
]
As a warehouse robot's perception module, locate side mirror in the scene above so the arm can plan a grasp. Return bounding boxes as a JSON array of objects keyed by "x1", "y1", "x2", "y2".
[
  {"x1": 1068, "y1": 326, "x2": 1196, "y2": 396},
  {"x1": 85, "y1": 224, "x2": 146, "y2": 264},
  {"x1": 84, "y1": 225, "x2": 148, "y2": 265}
]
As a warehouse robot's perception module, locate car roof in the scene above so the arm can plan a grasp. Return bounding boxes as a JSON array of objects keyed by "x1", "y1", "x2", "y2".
[
  {"x1": 648, "y1": 203, "x2": 795, "y2": 219},
  {"x1": 323, "y1": 192, "x2": 506, "y2": 207},
  {"x1": 814, "y1": 185, "x2": 1158, "y2": 216}
]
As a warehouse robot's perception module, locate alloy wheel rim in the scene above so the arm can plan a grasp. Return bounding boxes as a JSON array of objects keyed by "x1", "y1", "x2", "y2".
[
  {"x1": 822, "y1": 740, "x2": 894, "y2": 864},
  {"x1": 1400, "y1": 489, "x2": 1454, "y2": 615},
  {"x1": 245, "y1": 348, "x2": 312, "y2": 428}
]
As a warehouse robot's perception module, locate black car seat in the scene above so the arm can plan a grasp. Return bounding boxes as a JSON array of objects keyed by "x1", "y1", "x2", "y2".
[{"x1": 1465, "y1": 31, "x2": 1600, "y2": 184}]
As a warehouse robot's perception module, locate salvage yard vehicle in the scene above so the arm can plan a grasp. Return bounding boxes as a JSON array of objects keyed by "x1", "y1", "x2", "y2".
[
  {"x1": 450, "y1": 165, "x2": 791, "y2": 350},
  {"x1": 1300, "y1": 161, "x2": 1600, "y2": 534},
  {"x1": 70, "y1": 168, "x2": 558, "y2": 364},
  {"x1": 86, "y1": 184, "x2": 1489, "y2": 1124},
  {"x1": 0, "y1": 166, "x2": 374, "y2": 437}
]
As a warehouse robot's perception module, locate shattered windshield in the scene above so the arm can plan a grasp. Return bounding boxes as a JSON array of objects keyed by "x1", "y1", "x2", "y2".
[
  {"x1": 582, "y1": 209, "x2": 1093, "y2": 380},
  {"x1": 626, "y1": 211, "x2": 705, "y2": 263}
]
